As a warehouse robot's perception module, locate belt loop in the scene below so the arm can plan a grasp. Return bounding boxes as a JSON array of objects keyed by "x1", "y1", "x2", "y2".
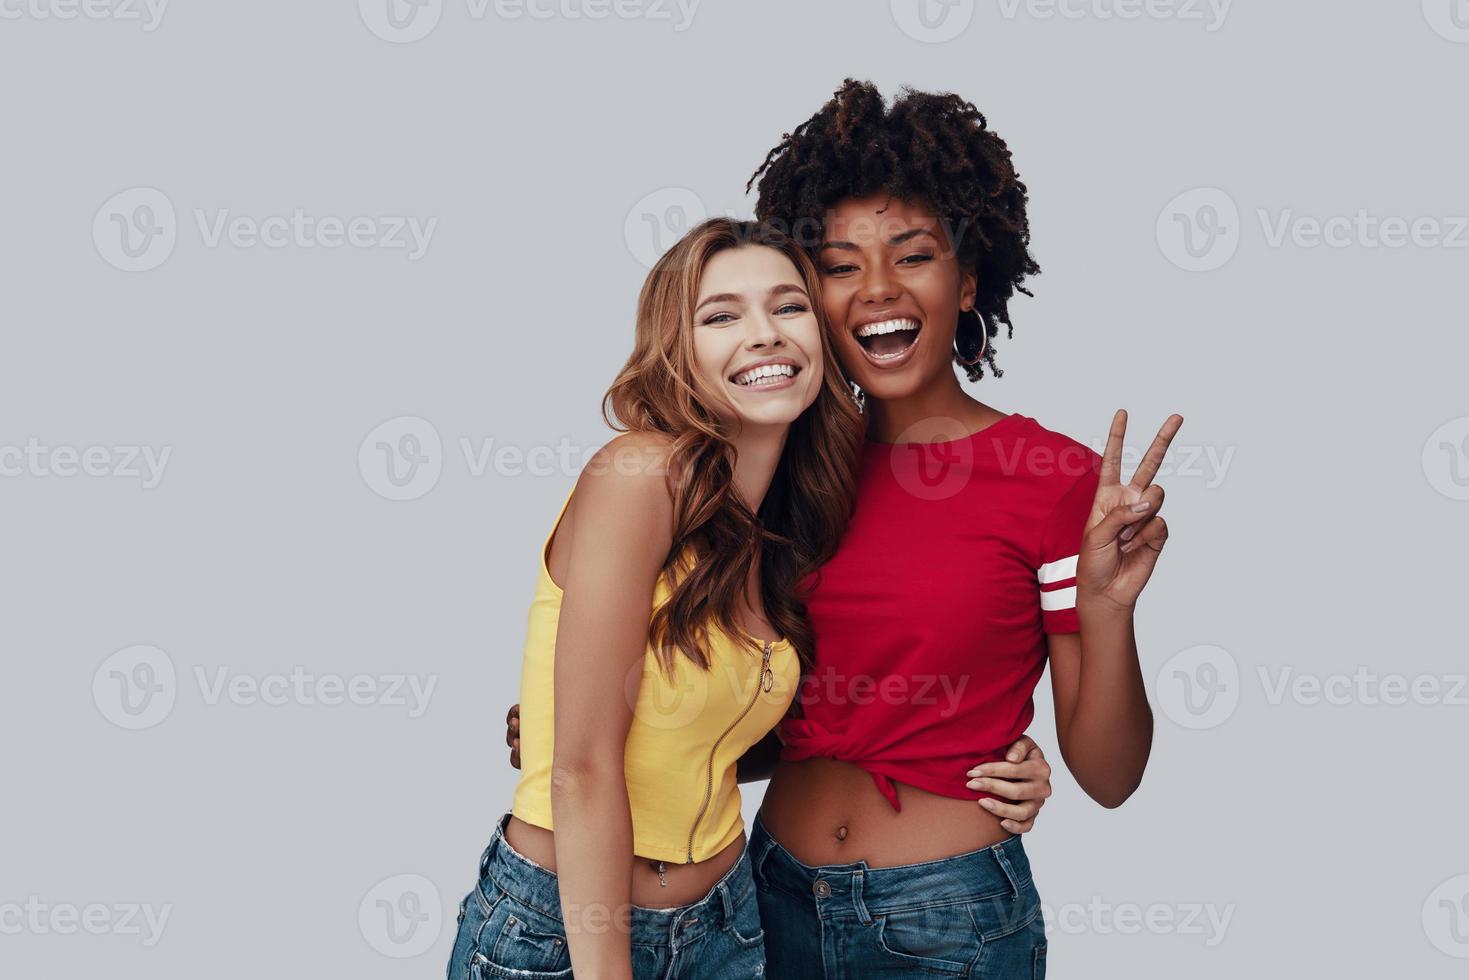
[
  {"x1": 751, "y1": 829, "x2": 776, "y2": 887},
  {"x1": 851, "y1": 866, "x2": 872, "y2": 925},
  {"x1": 718, "y1": 878, "x2": 736, "y2": 929},
  {"x1": 479, "y1": 840, "x2": 494, "y2": 880},
  {"x1": 991, "y1": 841, "x2": 1023, "y2": 897},
  {"x1": 481, "y1": 811, "x2": 510, "y2": 879}
]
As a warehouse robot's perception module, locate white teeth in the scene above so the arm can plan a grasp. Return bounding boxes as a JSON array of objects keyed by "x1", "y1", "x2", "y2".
[
  {"x1": 855, "y1": 318, "x2": 920, "y2": 338},
  {"x1": 732, "y1": 363, "x2": 797, "y2": 387}
]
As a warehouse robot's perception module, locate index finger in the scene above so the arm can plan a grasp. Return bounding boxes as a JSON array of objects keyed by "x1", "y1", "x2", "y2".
[{"x1": 1129, "y1": 414, "x2": 1185, "y2": 490}]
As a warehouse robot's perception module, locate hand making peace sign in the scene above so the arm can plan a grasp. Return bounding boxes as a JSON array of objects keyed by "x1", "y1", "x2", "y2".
[{"x1": 1075, "y1": 409, "x2": 1185, "y2": 613}]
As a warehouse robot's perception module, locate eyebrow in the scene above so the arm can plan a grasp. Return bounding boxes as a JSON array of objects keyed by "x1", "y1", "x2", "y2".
[
  {"x1": 694, "y1": 282, "x2": 808, "y2": 314},
  {"x1": 819, "y1": 227, "x2": 939, "y2": 251}
]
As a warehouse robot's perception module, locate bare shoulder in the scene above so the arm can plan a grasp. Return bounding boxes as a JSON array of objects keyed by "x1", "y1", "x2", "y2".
[{"x1": 571, "y1": 431, "x2": 675, "y2": 535}]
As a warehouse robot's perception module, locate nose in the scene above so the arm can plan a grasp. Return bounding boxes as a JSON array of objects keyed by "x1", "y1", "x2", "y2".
[
  {"x1": 856, "y1": 262, "x2": 900, "y2": 306},
  {"x1": 743, "y1": 310, "x2": 785, "y2": 351}
]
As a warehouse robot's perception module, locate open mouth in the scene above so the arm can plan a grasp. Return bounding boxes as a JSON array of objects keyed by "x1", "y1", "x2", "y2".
[
  {"x1": 854, "y1": 317, "x2": 922, "y2": 362},
  {"x1": 729, "y1": 362, "x2": 801, "y2": 390}
]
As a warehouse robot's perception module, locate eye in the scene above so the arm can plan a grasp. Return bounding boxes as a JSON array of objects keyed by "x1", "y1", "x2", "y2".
[
  {"x1": 702, "y1": 312, "x2": 737, "y2": 325},
  {"x1": 898, "y1": 253, "x2": 934, "y2": 265},
  {"x1": 775, "y1": 302, "x2": 809, "y2": 315},
  {"x1": 823, "y1": 263, "x2": 857, "y2": 275}
]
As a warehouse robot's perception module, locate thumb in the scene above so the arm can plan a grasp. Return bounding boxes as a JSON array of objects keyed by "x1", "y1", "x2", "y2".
[{"x1": 1090, "y1": 497, "x2": 1154, "y2": 545}]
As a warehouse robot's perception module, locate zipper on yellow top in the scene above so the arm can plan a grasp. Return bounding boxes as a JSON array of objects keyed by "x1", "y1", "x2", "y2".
[{"x1": 685, "y1": 639, "x2": 774, "y2": 864}]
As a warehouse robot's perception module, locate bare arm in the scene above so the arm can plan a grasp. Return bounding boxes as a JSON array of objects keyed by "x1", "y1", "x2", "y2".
[
  {"x1": 735, "y1": 729, "x2": 782, "y2": 784},
  {"x1": 549, "y1": 435, "x2": 673, "y2": 980},
  {"x1": 1047, "y1": 410, "x2": 1181, "y2": 808}
]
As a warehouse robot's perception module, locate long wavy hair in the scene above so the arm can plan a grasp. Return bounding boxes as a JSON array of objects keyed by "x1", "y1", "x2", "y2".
[{"x1": 604, "y1": 218, "x2": 863, "y2": 678}]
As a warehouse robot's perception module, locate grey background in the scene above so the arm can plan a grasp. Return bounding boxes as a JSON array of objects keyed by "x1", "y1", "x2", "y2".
[{"x1": 3, "y1": 1, "x2": 1467, "y2": 976}]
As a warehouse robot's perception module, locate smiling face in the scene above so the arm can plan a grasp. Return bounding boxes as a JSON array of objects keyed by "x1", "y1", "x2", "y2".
[
  {"x1": 691, "y1": 244, "x2": 825, "y2": 430},
  {"x1": 817, "y1": 194, "x2": 978, "y2": 402}
]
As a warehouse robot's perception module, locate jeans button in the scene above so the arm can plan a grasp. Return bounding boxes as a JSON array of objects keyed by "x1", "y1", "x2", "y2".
[{"x1": 813, "y1": 879, "x2": 831, "y2": 898}]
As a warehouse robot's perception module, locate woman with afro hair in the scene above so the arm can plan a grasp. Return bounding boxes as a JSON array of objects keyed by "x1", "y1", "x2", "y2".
[
  {"x1": 503, "y1": 79, "x2": 1182, "y2": 977},
  {"x1": 734, "y1": 79, "x2": 1183, "y2": 978}
]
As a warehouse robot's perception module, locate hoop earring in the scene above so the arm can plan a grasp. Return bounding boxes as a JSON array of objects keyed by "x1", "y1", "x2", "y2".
[{"x1": 954, "y1": 310, "x2": 989, "y2": 367}]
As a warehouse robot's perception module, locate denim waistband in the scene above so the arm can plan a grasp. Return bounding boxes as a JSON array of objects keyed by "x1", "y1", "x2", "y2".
[
  {"x1": 478, "y1": 811, "x2": 755, "y2": 948},
  {"x1": 748, "y1": 811, "x2": 1032, "y2": 920}
]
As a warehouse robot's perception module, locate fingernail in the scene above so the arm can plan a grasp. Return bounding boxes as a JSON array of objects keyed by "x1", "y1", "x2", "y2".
[
  {"x1": 1008, "y1": 752, "x2": 1020, "y2": 762},
  {"x1": 1120, "y1": 526, "x2": 1135, "y2": 541},
  {"x1": 979, "y1": 799, "x2": 995, "y2": 809},
  {"x1": 1131, "y1": 501, "x2": 1151, "y2": 513},
  {"x1": 967, "y1": 768, "x2": 980, "y2": 777}
]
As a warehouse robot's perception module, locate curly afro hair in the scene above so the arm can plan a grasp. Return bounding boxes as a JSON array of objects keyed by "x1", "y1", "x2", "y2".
[{"x1": 746, "y1": 78, "x2": 1040, "y2": 382}]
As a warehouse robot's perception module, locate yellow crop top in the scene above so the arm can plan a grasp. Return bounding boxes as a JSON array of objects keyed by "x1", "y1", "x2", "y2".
[{"x1": 510, "y1": 489, "x2": 801, "y2": 864}]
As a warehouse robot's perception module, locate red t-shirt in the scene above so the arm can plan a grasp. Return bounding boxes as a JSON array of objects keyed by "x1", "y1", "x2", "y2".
[{"x1": 779, "y1": 413, "x2": 1102, "y2": 811}]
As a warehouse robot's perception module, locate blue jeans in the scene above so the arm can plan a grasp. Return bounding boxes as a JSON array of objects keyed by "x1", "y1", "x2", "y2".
[
  {"x1": 447, "y1": 811, "x2": 767, "y2": 979},
  {"x1": 749, "y1": 811, "x2": 1047, "y2": 978}
]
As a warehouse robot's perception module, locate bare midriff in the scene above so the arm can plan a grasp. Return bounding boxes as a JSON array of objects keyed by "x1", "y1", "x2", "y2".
[
  {"x1": 503, "y1": 815, "x2": 746, "y2": 909},
  {"x1": 757, "y1": 756, "x2": 1009, "y2": 868}
]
